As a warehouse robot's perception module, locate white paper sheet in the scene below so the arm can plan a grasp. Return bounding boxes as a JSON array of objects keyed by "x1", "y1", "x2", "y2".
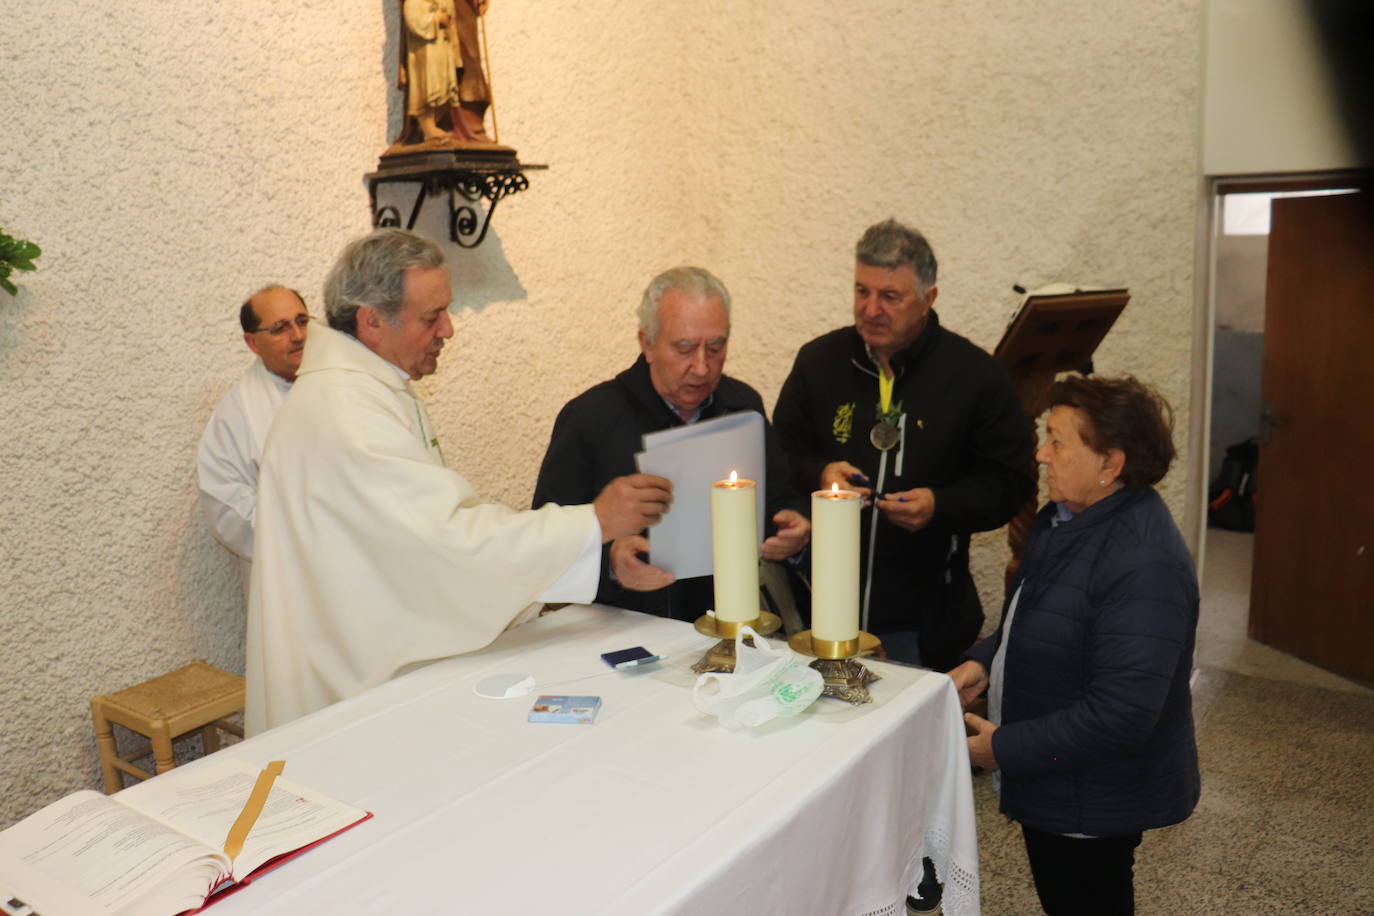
[{"x1": 635, "y1": 411, "x2": 765, "y2": 579}]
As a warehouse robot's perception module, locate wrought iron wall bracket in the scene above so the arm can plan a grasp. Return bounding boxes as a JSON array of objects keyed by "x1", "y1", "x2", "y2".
[{"x1": 365, "y1": 152, "x2": 546, "y2": 249}]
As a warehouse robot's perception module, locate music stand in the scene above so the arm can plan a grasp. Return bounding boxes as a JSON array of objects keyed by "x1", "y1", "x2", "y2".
[{"x1": 994, "y1": 288, "x2": 1130, "y2": 384}]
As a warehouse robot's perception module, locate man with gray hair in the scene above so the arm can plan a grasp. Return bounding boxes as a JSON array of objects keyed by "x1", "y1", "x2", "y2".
[
  {"x1": 533, "y1": 266, "x2": 809, "y2": 622},
  {"x1": 775, "y1": 219, "x2": 1035, "y2": 671},
  {"x1": 246, "y1": 228, "x2": 671, "y2": 733}
]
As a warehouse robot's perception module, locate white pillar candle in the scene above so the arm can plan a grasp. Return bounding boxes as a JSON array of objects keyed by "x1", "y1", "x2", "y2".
[
  {"x1": 811, "y1": 484, "x2": 860, "y2": 643},
  {"x1": 711, "y1": 472, "x2": 759, "y2": 625}
]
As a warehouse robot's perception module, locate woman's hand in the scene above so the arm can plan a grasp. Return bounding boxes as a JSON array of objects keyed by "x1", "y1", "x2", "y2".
[
  {"x1": 964, "y1": 712, "x2": 1000, "y2": 771},
  {"x1": 946, "y1": 659, "x2": 989, "y2": 710}
]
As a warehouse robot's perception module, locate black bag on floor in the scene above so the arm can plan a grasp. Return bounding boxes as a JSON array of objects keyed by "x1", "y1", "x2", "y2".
[{"x1": 1208, "y1": 438, "x2": 1258, "y2": 531}]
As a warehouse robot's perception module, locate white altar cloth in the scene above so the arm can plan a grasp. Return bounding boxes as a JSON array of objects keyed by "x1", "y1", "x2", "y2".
[{"x1": 160, "y1": 605, "x2": 980, "y2": 915}]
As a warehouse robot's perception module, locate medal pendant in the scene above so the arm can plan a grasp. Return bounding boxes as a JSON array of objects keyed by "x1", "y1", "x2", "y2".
[{"x1": 870, "y1": 420, "x2": 899, "y2": 451}]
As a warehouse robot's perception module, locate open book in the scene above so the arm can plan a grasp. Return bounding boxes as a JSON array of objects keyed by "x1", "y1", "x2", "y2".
[{"x1": 0, "y1": 759, "x2": 370, "y2": 916}]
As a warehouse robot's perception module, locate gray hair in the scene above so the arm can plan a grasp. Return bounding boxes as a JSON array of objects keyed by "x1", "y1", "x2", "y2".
[
  {"x1": 636, "y1": 266, "x2": 732, "y2": 344},
  {"x1": 324, "y1": 228, "x2": 445, "y2": 335},
  {"x1": 855, "y1": 219, "x2": 938, "y2": 290}
]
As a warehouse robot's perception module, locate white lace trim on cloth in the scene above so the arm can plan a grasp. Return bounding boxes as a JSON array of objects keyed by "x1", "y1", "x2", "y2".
[
  {"x1": 855, "y1": 903, "x2": 904, "y2": 916},
  {"x1": 855, "y1": 818, "x2": 982, "y2": 916},
  {"x1": 923, "y1": 818, "x2": 980, "y2": 916}
]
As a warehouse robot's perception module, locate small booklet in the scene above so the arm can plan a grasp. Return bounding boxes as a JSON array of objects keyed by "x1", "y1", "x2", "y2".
[
  {"x1": 528, "y1": 695, "x2": 601, "y2": 724},
  {"x1": 0, "y1": 759, "x2": 371, "y2": 916}
]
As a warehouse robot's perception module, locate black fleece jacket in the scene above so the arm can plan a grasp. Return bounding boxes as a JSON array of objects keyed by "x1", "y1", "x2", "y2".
[{"x1": 533, "y1": 354, "x2": 804, "y2": 621}]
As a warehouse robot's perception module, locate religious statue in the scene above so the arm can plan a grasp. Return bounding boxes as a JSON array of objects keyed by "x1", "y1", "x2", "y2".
[{"x1": 394, "y1": 0, "x2": 498, "y2": 147}]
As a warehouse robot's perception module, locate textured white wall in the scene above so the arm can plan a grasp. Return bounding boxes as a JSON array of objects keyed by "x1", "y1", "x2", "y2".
[
  {"x1": 1204, "y1": 0, "x2": 1360, "y2": 174},
  {"x1": 0, "y1": 0, "x2": 1203, "y2": 827}
]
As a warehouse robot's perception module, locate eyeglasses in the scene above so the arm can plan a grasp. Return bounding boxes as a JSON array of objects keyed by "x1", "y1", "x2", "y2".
[{"x1": 251, "y1": 314, "x2": 311, "y2": 337}]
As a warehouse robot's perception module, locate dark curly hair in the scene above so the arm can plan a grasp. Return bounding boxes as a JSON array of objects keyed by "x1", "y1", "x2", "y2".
[{"x1": 1046, "y1": 374, "x2": 1176, "y2": 489}]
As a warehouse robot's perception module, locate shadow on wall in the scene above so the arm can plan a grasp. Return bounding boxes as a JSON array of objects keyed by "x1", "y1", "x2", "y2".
[
  {"x1": 174, "y1": 523, "x2": 249, "y2": 677},
  {"x1": 381, "y1": 0, "x2": 403, "y2": 144},
  {"x1": 362, "y1": 161, "x2": 531, "y2": 313},
  {"x1": 0, "y1": 283, "x2": 34, "y2": 367}
]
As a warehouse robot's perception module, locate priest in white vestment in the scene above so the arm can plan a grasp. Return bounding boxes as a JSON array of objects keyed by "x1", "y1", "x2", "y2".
[
  {"x1": 196, "y1": 285, "x2": 310, "y2": 590},
  {"x1": 246, "y1": 229, "x2": 671, "y2": 734}
]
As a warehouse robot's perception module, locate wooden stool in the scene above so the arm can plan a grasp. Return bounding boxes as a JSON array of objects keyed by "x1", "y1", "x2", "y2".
[{"x1": 91, "y1": 659, "x2": 245, "y2": 794}]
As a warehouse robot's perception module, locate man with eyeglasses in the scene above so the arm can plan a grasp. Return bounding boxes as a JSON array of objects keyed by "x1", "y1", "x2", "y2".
[{"x1": 196, "y1": 285, "x2": 311, "y2": 586}]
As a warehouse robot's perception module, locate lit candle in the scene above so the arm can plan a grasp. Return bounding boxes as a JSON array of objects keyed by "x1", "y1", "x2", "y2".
[
  {"x1": 711, "y1": 471, "x2": 759, "y2": 630},
  {"x1": 811, "y1": 483, "x2": 860, "y2": 652}
]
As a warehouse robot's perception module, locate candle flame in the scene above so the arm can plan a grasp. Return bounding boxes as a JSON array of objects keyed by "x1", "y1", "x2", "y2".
[
  {"x1": 831, "y1": 482, "x2": 840, "y2": 493},
  {"x1": 729, "y1": 470, "x2": 738, "y2": 484}
]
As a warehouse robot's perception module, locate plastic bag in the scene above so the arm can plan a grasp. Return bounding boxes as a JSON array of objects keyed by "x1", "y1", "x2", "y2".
[{"x1": 691, "y1": 626, "x2": 824, "y2": 727}]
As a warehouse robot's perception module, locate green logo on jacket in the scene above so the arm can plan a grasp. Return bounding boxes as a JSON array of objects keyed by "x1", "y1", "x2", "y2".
[{"x1": 832, "y1": 402, "x2": 855, "y2": 444}]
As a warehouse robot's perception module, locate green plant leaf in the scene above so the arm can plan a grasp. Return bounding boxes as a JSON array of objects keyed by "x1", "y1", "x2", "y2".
[{"x1": 0, "y1": 228, "x2": 42, "y2": 294}]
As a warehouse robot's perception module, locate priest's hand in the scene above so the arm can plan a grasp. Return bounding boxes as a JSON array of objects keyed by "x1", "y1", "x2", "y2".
[
  {"x1": 594, "y1": 473, "x2": 673, "y2": 541},
  {"x1": 820, "y1": 461, "x2": 871, "y2": 499},
  {"x1": 761, "y1": 509, "x2": 810, "y2": 560},
  {"x1": 609, "y1": 536, "x2": 676, "y2": 591},
  {"x1": 875, "y1": 487, "x2": 935, "y2": 531},
  {"x1": 964, "y1": 712, "x2": 999, "y2": 772},
  {"x1": 946, "y1": 660, "x2": 989, "y2": 711}
]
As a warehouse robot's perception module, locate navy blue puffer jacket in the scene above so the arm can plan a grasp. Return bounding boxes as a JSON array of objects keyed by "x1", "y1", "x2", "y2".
[{"x1": 966, "y1": 487, "x2": 1200, "y2": 837}]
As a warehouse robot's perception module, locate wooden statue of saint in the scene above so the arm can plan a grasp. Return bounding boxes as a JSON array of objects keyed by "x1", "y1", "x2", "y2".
[{"x1": 391, "y1": 0, "x2": 506, "y2": 150}]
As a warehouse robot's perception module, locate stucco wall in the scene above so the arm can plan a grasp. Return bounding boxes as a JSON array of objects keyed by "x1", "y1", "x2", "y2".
[{"x1": 0, "y1": 0, "x2": 1202, "y2": 828}]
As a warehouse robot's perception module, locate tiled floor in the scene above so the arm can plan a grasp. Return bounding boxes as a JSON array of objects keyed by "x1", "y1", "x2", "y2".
[
  {"x1": 969, "y1": 526, "x2": 1374, "y2": 915},
  {"x1": 1193, "y1": 529, "x2": 1368, "y2": 694}
]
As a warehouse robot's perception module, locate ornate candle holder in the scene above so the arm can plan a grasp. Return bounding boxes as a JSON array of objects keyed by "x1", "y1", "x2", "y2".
[
  {"x1": 690, "y1": 610, "x2": 782, "y2": 673},
  {"x1": 786, "y1": 629, "x2": 882, "y2": 704}
]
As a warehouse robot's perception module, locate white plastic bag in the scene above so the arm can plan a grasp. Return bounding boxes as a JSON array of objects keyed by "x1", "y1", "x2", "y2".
[{"x1": 692, "y1": 625, "x2": 824, "y2": 727}]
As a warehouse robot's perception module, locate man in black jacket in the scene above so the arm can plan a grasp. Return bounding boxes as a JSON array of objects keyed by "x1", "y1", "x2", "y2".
[
  {"x1": 533, "y1": 266, "x2": 809, "y2": 621},
  {"x1": 774, "y1": 219, "x2": 1035, "y2": 672}
]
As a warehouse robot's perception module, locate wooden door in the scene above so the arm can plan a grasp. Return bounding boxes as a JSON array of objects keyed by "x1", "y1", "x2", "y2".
[{"x1": 1249, "y1": 191, "x2": 1374, "y2": 682}]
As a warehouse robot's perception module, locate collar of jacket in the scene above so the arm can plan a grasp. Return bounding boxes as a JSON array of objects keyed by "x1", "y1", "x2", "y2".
[
  {"x1": 298, "y1": 323, "x2": 412, "y2": 393},
  {"x1": 616, "y1": 353, "x2": 725, "y2": 426},
  {"x1": 847, "y1": 309, "x2": 945, "y2": 380},
  {"x1": 1035, "y1": 485, "x2": 1150, "y2": 534}
]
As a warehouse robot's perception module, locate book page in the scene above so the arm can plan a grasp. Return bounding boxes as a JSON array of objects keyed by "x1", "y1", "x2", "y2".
[
  {"x1": 0, "y1": 790, "x2": 225, "y2": 916},
  {"x1": 636, "y1": 411, "x2": 766, "y2": 578},
  {"x1": 118, "y1": 760, "x2": 369, "y2": 881}
]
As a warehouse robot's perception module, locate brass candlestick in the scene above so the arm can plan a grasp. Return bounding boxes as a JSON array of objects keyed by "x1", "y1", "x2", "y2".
[
  {"x1": 787, "y1": 629, "x2": 882, "y2": 704},
  {"x1": 691, "y1": 610, "x2": 782, "y2": 673}
]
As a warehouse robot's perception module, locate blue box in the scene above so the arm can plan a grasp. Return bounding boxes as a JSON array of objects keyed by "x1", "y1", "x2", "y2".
[{"x1": 528, "y1": 695, "x2": 601, "y2": 724}]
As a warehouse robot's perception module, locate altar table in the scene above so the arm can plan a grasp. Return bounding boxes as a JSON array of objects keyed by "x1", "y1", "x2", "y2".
[{"x1": 150, "y1": 605, "x2": 980, "y2": 915}]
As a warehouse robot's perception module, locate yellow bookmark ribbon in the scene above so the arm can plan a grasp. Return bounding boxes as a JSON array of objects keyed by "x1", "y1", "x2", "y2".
[
  {"x1": 223, "y1": 760, "x2": 285, "y2": 861},
  {"x1": 878, "y1": 369, "x2": 894, "y2": 416}
]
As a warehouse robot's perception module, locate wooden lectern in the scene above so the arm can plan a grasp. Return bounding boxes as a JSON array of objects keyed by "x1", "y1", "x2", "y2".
[{"x1": 993, "y1": 288, "x2": 1130, "y2": 590}]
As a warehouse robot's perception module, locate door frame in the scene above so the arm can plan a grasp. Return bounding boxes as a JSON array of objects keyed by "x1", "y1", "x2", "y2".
[{"x1": 1189, "y1": 168, "x2": 1372, "y2": 583}]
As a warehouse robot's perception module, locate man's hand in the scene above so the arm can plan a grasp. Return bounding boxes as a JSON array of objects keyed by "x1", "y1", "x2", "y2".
[
  {"x1": 761, "y1": 509, "x2": 810, "y2": 561},
  {"x1": 820, "y1": 461, "x2": 871, "y2": 499},
  {"x1": 875, "y1": 487, "x2": 935, "y2": 532},
  {"x1": 946, "y1": 660, "x2": 989, "y2": 711},
  {"x1": 609, "y1": 536, "x2": 675, "y2": 591},
  {"x1": 964, "y1": 712, "x2": 999, "y2": 772},
  {"x1": 593, "y1": 474, "x2": 672, "y2": 542}
]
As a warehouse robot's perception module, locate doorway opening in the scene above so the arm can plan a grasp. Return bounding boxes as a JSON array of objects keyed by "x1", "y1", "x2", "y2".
[{"x1": 1198, "y1": 173, "x2": 1365, "y2": 687}]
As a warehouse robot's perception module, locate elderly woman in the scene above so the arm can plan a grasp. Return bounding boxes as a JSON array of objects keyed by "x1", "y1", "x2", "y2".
[{"x1": 948, "y1": 375, "x2": 1199, "y2": 916}]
